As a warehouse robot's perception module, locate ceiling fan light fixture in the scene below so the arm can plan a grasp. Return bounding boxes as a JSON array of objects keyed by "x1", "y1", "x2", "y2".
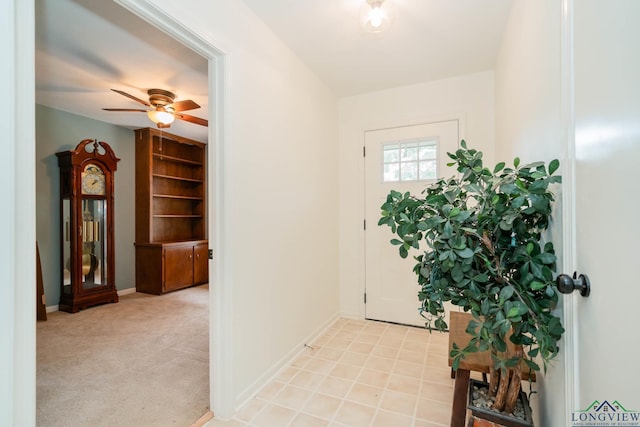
[{"x1": 147, "y1": 109, "x2": 175, "y2": 125}]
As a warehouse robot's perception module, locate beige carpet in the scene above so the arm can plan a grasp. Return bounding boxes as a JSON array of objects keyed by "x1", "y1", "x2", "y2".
[{"x1": 37, "y1": 285, "x2": 209, "y2": 427}]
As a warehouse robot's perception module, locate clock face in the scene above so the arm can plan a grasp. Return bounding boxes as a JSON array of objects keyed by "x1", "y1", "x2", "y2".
[{"x1": 81, "y1": 164, "x2": 106, "y2": 195}]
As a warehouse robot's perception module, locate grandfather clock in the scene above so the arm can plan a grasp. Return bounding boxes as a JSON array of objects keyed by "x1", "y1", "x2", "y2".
[{"x1": 56, "y1": 139, "x2": 119, "y2": 312}]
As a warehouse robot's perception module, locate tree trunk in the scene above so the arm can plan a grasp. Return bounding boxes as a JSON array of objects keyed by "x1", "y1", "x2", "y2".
[
  {"x1": 488, "y1": 362, "x2": 500, "y2": 397},
  {"x1": 492, "y1": 368, "x2": 510, "y2": 411},
  {"x1": 504, "y1": 347, "x2": 524, "y2": 414}
]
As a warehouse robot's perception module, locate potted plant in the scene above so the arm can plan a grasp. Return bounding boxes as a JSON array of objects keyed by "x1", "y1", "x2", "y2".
[{"x1": 378, "y1": 141, "x2": 564, "y2": 424}]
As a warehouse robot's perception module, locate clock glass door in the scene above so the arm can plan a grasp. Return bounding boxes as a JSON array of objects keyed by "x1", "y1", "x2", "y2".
[
  {"x1": 62, "y1": 199, "x2": 72, "y2": 295},
  {"x1": 81, "y1": 198, "x2": 107, "y2": 290}
]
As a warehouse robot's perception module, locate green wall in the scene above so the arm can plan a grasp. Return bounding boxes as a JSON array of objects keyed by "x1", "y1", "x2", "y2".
[{"x1": 36, "y1": 105, "x2": 136, "y2": 308}]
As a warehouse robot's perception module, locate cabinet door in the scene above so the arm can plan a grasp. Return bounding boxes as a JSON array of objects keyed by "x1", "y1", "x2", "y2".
[
  {"x1": 164, "y1": 245, "x2": 194, "y2": 292},
  {"x1": 193, "y1": 243, "x2": 209, "y2": 285}
]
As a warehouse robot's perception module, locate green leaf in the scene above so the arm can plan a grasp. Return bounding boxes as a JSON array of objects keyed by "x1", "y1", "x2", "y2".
[
  {"x1": 530, "y1": 281, "x2": 547, "y2": 291},
  {"x1": 390, "y1": 239, "x2": 403, "y2": 246},
  {"x1": 455, "y1": 248, "x2": 474, "y2": 259},
  {"x1": 499, "y1": 286, "x2": 515, "y2": 302},
  {"x1": 549, "y1": 159, "x2": 560, "y2": 175},
  {"x1": 514, "y1": 157, "x2": 520, "y2": 168},
  {"x1": 493, "y1": 162, "x2": 506, "y2": 173}
]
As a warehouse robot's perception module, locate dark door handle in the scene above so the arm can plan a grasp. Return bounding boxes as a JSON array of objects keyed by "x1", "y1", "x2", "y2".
[{"x1": 556, "y1": 272, "x2": 590, "y2": 297}]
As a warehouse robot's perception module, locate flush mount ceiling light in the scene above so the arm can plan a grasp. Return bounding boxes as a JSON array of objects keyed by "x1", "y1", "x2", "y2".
[{"x1": 363, "y1": 0, "x2": 391, "y2": 34}]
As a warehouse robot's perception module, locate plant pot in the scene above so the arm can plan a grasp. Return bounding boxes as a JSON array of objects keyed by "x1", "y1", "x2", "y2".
[{"x1": 467, "y1": 379, "x2": 533, "y2": 427}]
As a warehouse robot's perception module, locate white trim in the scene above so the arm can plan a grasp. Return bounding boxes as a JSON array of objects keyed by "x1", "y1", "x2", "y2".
[
  {"x1": 46, "y1": 305, "x2": 59, "y2": 314},
  {"x1": 113, "y1": 0, "x2": 233, "y2": 418},
  {"x1": 561, "y1": 0, "x2": 578, "y2": 422},
  {"x1": 2, "y1": 0, "x2": 36, "y2": 425},
  {"x1": 117, "y1": 287, "x2": 136, "y2": 296},
  {"x1": 234, "y1": 312, "x2": 341, "y2": 412}
]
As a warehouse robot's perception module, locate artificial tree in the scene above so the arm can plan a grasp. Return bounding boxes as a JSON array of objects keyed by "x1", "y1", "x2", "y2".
[{"x1": 379, "y1": 141, "x2": 564, "y2": 415}]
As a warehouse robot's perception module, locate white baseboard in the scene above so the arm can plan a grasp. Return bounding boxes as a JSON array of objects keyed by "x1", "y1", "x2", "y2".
[
  {"x1": 234, "y1": 311, "x2": 341, "y2": 410},
  {"x1": 44, "y1": 287, "x2": 136, "y2": 313},
  {"x1": 339, "y1": 310, "x2": 363, "y2": 320}
]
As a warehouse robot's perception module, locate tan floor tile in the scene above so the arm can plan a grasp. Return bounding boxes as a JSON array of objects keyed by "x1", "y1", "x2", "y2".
[
  {"x1": 413, "y1": 419, "x2": 448, "y2": 427},
  {"x1": 372, "y1": 344, "x2": 399, "y2": 359},
  {"x1": 333, "y1": 401, "x2": 376, "y2": 427},
  {"x1": 289, "y1": 412, "x2": 329, "y2": 427},
  {"x1": 302, "y1": 393, "x2": 342, "y2": 420},
  {"x1": 349, "y1": 341, "x2": 374, "y2": 354},
  {"x1": 387, "y1": 373, "x2": 421, "y2": 395},
  {"x1": 340, "y1": 351, "x2": 368, "y2": 367},
  {"x1": 356, "y1": 333, "x2": 380, "y2": 344},
  {"x1": 415, "y1": 398, "x2": 452, "y2": 425},
  {"x1": 305, "y1": 358, "x2": 336, "y2": 375},
  {"x1": 317, "y1": 347, "x2": 344, "y2": 361},
  {"x1": 272, "y1": 384, "x2": 313, "y2": 409},
  {"x1": 380, "y1": 389, "x2": 417, "y2": 416},
  {"x1": 290, "y1": 370, "x2": 325, "y2": 390},
  {"x1": 393, "y1": 359, "x2": 424, "y2": 377},
  {"x1": 420, "y1": 380, "x2": 453, "y2": 404},
  {"x1": 276, "y1": 366, "x2": 300, "y2": 383},
  {"x1": 365, "y1": 355, "x2": 393, "y2": 371},
  {"x1": 379, "y1": 334, "x2": 405, "y2": 347},
  {"x1": 207, "y1": 418, "x2": 247, "y2": 426},
  {"x1": 397, "y1": 349, "x2": 426, "y2": 364},
  {"x1": 316, "y1": 376, "x2": 353, "y2": 399},
  {"x1": 311, "y1": 336, "x2": 330, "y2": 346},
  {"x1": 371, "y1": 409, "x2": 414, "y2": 427},
  {"x1": 335, "y1": 330, "x2": 359, "y2": 340},
  {"x1": 234, "y1": 398, "x2": 268, "y2": 423},
  {"x1": 357, "y1": 368, "x2": 390, "y2": 389},
  {"x1": 291, "y1": 354, "x2": 311, "y2": 368},
  {"x1": 345, "y1": 383, "x2": 383, "y2": 407},
  {"x1": 329, "y1": 363, "x2": 361, "y2": 381},
  {"x1": 326, "y1": 338, "x2": 351, "y2": 350},
  {"x1": 251, "y1": 404, "x2": 296, "y2": 427},
  {"x1": 256, "y1": 381, "x2": 286, "y2": 400},
  {"x1": 233, "y1": 319, "x2": 457, "y2": 427}
]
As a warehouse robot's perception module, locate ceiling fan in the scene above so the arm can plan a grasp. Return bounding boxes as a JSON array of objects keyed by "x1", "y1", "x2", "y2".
[{"x1": 103, "y1": 88, "x2": 208, "y2": 128}]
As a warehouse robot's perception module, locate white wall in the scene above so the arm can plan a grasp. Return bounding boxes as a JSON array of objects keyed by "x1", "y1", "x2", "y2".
[
  {"x1": 35, "y1": 105, "x2": 136, "y2": 308},
  {"x1": 144, "y1": 0, "x2": 340, "y2": 410},
  {"x1": 338, "y1": 71, "x2": 496, "y2": 319},
  {"x1": 494, "y1": 1, "x2": 564, "y2": 425}
]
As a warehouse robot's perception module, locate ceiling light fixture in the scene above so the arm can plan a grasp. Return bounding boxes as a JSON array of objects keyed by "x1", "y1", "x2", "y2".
[
  {"x1": 364, "y1": 0, "x2": 390, "y2": 34},
  {"x1": 147, "y1": 108, "x2": 175, "y2": 125}
]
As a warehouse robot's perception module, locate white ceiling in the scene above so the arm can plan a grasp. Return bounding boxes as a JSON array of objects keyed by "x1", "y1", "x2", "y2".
[
  {"x1": 242, "y1": 0, "x2": 514, "y2": 96},
  {"x1": 36, "y1": 0, "x2": 513, "y2": 141},
  {"x1": 36, "y1": 0, "x2": 209, "y2": 142}
]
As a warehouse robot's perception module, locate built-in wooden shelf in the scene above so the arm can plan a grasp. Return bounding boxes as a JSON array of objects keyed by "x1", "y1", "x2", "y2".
[{"x1": 135, "y1": 127, "x2": 208, "y2": 295}]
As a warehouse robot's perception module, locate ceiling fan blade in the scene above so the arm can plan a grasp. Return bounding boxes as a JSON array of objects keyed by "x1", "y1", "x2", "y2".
[
  {"x1": 102, "y1": 108, "x2": 147, "y2": 112},
  {"x1": 110, "y1": 89, "x2": 150, "y2": 107},
  {"x1": 175, "y1": 113, "x2": 208, "y2": 127},
  {"x1": 170, "y1": 99, "x2": 200, "y2": 112}
]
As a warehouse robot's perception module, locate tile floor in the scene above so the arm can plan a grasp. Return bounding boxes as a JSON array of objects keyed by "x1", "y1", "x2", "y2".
[{"x1": 206, "y1": 318, "x2": 462, "y2": 427}]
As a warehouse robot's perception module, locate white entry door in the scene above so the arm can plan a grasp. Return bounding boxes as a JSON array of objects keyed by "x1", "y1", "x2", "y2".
[
  {"x1": 568, "y1": 0, "x2": 640, "y2": 418},
  {"x1": 364, "y1": 120, "x2": 459, "y2": 327}
]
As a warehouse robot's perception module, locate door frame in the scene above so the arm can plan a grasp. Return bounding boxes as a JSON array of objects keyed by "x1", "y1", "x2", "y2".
[
  {"x1": 560, "y1": 0, "x2": 579, "y2": 419},
  {"x1": 359, "y1": 114, "x2": 466, "y2": 320},
  {"x1": 114, "y1": 0, "x2": 233, "y2": 418},
  {"x1": 4, "y1": 0, "x2": 235, "y2": 422}
]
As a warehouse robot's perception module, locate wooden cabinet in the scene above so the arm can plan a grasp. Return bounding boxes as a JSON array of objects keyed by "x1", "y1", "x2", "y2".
[
  {"x1": 134, "y1": 128, "x2": 208, "y2": 294},
  {"x1": 135, "y1": 241, "x2": 208, "y2": 295}
]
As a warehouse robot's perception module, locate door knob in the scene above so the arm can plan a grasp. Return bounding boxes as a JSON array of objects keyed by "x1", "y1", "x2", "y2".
[{"x1": 556, "y1": 272, "x2": 590, "y2": 297}]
